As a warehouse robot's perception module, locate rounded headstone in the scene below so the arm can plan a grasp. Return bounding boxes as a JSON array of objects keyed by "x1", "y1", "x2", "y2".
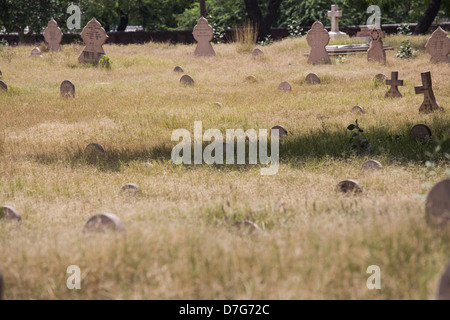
[
  {"x1": 438, "y1": 261, "x2": 450, "y2": 300},
  {"x1": 173, "y1": 66, "x2": 184, "y2": 73},
  {"x1": 271, "y1": 125, "x2": 288, "y2": 138},
  {"x1": 0, "y1": 80, "x2": 7, "y2": 92},
  {"x1": 374, "y1": 73, "x2": 387, "y2": 83},
  {"x1": 361, "y1": 160, "x2": 383, "y2": 171},
  {"x1": 0, "y1": 268, "x2": 3, "y2": 300},
  {"x1": 60, "y1": 80, "x2": 75, "y2": 98},
  {"x1": 351, "y1": 106, "x2": 365, "y2": 114},
  {"x1": 214, "y1": 102, "x2": 224, "y2": 108},
  {"x1": 120, "y1": 183, "x2": 141, "y2": 197},
  {"x1": 336, "y1": 180, "x2": 363, "y2": 194},
  {"x1": 234, "y1": 220, "x2": 261, "y2": 233},
  {"x1": 305, "y1": 73, "x2": 321, "y2": 85},
  {"x1": 426, "y1": 179, "x2": 450, "y2": 227},
  {"x1": 278, "y1": 81, "x2": 292, "y2": 92},
  {"x1": 84, "y1": 143, "x2": 105, "y2": 161},
  {"x1": 410, "y1": 124, "x2": 432, "y2": 141},
  {"x1": 252, "y1": 48, "x2": 263, "y2": 57},
  {"x1": 0, "y1": 206, "x2": 22, "y2": 222},
  {"x1": 180, "y1": 75, "x2": 194, "y2": 86},
  {"x1": 245, "y1": 75, "x2": 257, "y2": 83},
  {"x1": 83, "y1": 213, "x2": 126, "y2": 233}
]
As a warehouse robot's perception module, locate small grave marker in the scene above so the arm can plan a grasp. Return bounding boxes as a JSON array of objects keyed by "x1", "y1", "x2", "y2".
[
  {"x1": 385, "y1": 71, "x2": 404, "y2": 98},
  {"x1": 305, "y1": 73, "x2": 321, "y2": 85},
  {"x1": 120, "y1": 184, "x2": 141, "y2": 197},
  {"x1": 173, "y1": 66, "x2": 184, "y2": 73},
  {"x1": 0, "y1": 80, "x2": 7, "y2": 92},
  {"x1": 180, "y1": 75, "x2": 194, "y2": 86},
  {"x1": 60, "y1": 80, "x2": 75, "y2": 98},
  {"x1": 410, "y1": 124, "x2": 432, "y2": 141},
  {"x1": 271, "y1": 125, "x2": 288, "y2": 138},
  {"x1": 29, "y1": 47, "x2": 42, "y2": 58},
  {"x1": 0, "y1": 206, "x2": 22, "y2": 222},
  {"x1": 361, "y1": 160, "x2": 383, "y2": 171},
  {"x1": 83, "y1": 213, "x2": 126, "y2": 233},
  {"x1": 252, "y1": 48, "x2": 263, "y2": 57},
  {"x1": 278, "y1": 81, "x2": 292, "y2": 92},
  {"x1": 351, "y1": 106, "x2": 365, "y2": 114},
  {"x1": 336, "y1": 180, "x2": 363, "y2": 194}
]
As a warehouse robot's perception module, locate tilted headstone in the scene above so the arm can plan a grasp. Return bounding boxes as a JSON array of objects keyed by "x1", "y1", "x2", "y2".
[
  {"x1": 306, "y1": 21, "x2": 331, "y2": 65},
  {"x1": 0, "y1": 80, "x2": 7, "y2": 92},
  {"x1": 278, "y1": 81, "x2": 292, "y2": 92},
  {"x1": 83, "y1": 213, "x2": 126, "y2": 233},
  {"x1": 173, "y1": 66, "x2": 184, "y2": 73},
  {"x1": 180, "y1": 75, "x2": 194, "y2": 86},
  {"x1": 306, "y1": 73, "x2": 321, "y2": 85},
  {"x1": 385, "y1": 72, "x2": 404, "y2": 98},
  {"x1": 44, "y1": 19, "x2": 63, "y2": 51},
  {"x1": 29, "y1": 47, "x2": 42, "y2": 58},
  {"x1": 361, "y1": 160, "x2": 383, "y2": 171},
  {"x1": 438, "y1": 261, "x2": 450, "y2": 300},
  {"x1": 367, "y1": 29, "x2": 386, "y2": 64},
  {"x1": 78, "y1": 18, "x2": 109, "y2": 64},
  {"x1": 425, "y1": 27, "x2": 450, "y2": 64},
  {"x1": 327, "y1": 5, "x2": 349, "y2": 39},
  {"x1": 351, "y1": 106, "x2": 365, "y2": 114},
  {"x1": 193, "y1": 17, "x2": 216, "y2": 57},
  {"x1": 426, "y1": 179, "x2": 450, "y2": 227},
  {"x1": 120, "y1": 183, "x2": 141, "y2": 197},
  {"x1": 60, "y1": 80, "x2": 75, "y2": 98},
  {"x1": 271, "y1": 125, "x2": 288, "y2": 138},
  {"x1": 336, "y1": 180, "x2": 363, "y2": 194},
  {"x1": 252, "y1": 48, "x2": 263, "y2": 57},
  {"x1": 0, "y1": 206, "x2": 22, "y2": 222},
  {"x1": 415, "y1": 71, "x2": 441, "y2": 114},
  {"x1": 410, "y1": 124, "x2": 432, "y2": 141}
]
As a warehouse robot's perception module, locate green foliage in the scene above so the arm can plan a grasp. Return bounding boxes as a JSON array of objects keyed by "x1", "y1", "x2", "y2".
[
  {"x1": 396, "y1": 40, "x2": 418, "y2": 59},
  {"x1": 99, "y1": 55, "x2": 112, "y2": 69},
  {"x1": 286, "y1": 18, "x2": 303, "y2": 38},
  {"x1": 336, "y1": 55, "x2": 346, "y2": 64},
  {"x1": 258, "y1": 34, "x2": 273, "y2": 46},
  {"x1": 397, "y1": 23, "x2": 412, "y2": 35},
  {"x1": 347, "y1": 120, "x2": 370, "y2": 153}
]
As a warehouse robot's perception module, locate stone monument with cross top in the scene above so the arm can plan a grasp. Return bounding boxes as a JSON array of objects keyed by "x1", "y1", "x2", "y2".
[
  {"x1": 327, "y1": 4, "x2": 349, "y2": 39},
  {"x1": 415, "y1": 71, "x2": 441, "y2": 114},
  {"x1": 385, "y1": 71, "x2": 404, "y2": 98},
  {"x1": 78, "y1": 18, "x2": 109, "y2": 64},
  {"x1": 193, "y1": 17, "x2": 216, "y2": 57}
]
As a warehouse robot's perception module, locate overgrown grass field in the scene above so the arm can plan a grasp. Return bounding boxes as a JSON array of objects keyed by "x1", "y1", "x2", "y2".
[{"x1": 0, "y1": 34, "x2": 449, "y2": 299}]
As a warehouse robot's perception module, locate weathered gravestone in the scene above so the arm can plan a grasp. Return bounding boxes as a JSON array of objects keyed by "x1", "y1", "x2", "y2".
[
  {"x1": 180, "y1": 75, "x2": 194, "y2": 86},
  {"x1": 327, "y1": 5, "x2": 349, "y2": 39},
  {"x1": 426, "y1": 179, "x2": 450, "y2": 227},
  {"x1": 84, "y1": 143, "x2": 105, "y2": 162},
  {"x1": 307, "y1": 21, "x2": 331, "y2": 65},
  {"x1": 374, "y1": 73, "x2": 387, "y2": 83},
  {"x1": 361, "y1": 160, "x2": 383, "y2": 172},
  {"x1": 355, "y1": 25, "x2": 372, "y2": 42},
  {"x1": 410, "y1": 124, "x2": 432, "y2": 141},
  {"x1": 193, "y1": 17, "x2": 216, "y2": 57},
  {"x1": 245, "y1": 75, "x2": 257, "y2": 83},
  {"x1": 173, "y1": 66, "x2": 184, "y2": 73},
  {"x1": 214, "y1": 102, "x2": 224, "y2": 108},
  {"x1": 415, "y1": 71, "x2": 441, "y2": 114},
  {"x1": 0, "y1": 206, "x2": 22, "y2": 222},
  {"x1": 252, "y1": 48, "x2": 263, "y2": 57},
  {"x1": 336, "y1": 179, "x2": 363, "y2": 194},
  {"x1": 278, "y1": 81, "x2": 292, "y2": 92},
  {"x1": 44, "y1": 19, "x2": 63, "y2": 51},
  {"x1": 367, "y1": 29, "x2": 386, "y2": 64},
  {"x1": 83, "y1": 213, "x2": 126, "y2": 233},
  {"x1": 385, "y1": 72, "x2": 404, "y2": 98},
  {"x1": 0, "y1": 80, "x2": 7, "y2": 92},
  {"x1": 120, "y1": 183, "x2": 141, "y2": 197},
  {"x1": 78, "y1": 18, "x2": 109, "y2": 64},
  {"x1": 425, "y1": 27, "x2": 450, "y2": 64},
  {"x1": 438, "y1": 261, "x2": 450, "y2": 300},
  {"x1": 29, "y1": 47, "x2": 42, "y2": 58},
  {"x1": 306, "y1": 73, "x2": 321, "y2": 85},
  {"x1": 60, "y1": 80, "x2": 75, "y2": 98},
  {"x1": 271, "y1": 125, "x2": 288, "y2": 138},
  {"x1": 351, "y1": 106, "x2": 365, "y2": 114}
]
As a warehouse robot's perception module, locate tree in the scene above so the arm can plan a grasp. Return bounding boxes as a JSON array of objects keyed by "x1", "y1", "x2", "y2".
[
  {"x1": 200, "y1": 0, "x2": 207, "y2": 17},
  {"x1": 244, "y1": 0, "x2": 284, "y2": 41},
  {"x1": 414, "y1": 0, "x2": 442, "y2": 34}
]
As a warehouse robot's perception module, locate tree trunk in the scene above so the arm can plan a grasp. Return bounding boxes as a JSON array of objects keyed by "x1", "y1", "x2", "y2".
[
  {"x1": 414, "y1": 0, "x2": 442, "y2": 34},
  {"x1": 200, "y1": 0, "x2": 207, "y2": 18},
  {"x1": 117, "y1": 9, "x2": 129, "y2": 32},
  {"x1": 244, "y1": 0, "x2": 283, "y2": 41}
]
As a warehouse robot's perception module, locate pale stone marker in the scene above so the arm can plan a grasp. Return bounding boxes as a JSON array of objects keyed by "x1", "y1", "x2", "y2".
[
  {"x1": 361, "y1": 160, "x2": 383, "y2": 171},
  {"x1": 426, "y1": 179, "x2": 450, "y2": 227},
  {"x1": 415, "y1": 71, "x2": 441, "y2": 114},
  {"x1": 410, "y1": 124, "x2": 432, "y2": 141},
  {"x1": 214, "y1": 102, "x2": 224, "y2": 108},
  {"x1": 193, "y1": 17, "x2": 216, "y2": 57},
  {"x1": 327, "y1": 5, "x2": 349, "y2": 39},
  {"x1": 425, "y1": 27, "x2": 450, "y2": 64},
  {"x1": 306, "y1": 73, "x2": 321, "y2": 85},
  {"x1": 271, "y1": 125, "x2": 288, "y2": 138},
  {"x1": 438, "y1": 261, "x2": 450, "y2": 300},
  {"x1": 44, "y1": 19, "x2": 63, "y2": 51},
  {"x1": 78, "y1": 18, "x2": 109, "y2": 64},
  {"x1": 278, "y1": 81, "x2": 292, "y2": 92},
  {"x1": 367, "y1": 29, "x2": 386, "y2": 64},
  {"x1": 0, "y1": 80, "x2": 7, "y2": 92},
  {"x1": 252, "y1": 48, "x2": 263, "y2": 57},
  {"x1": 173, "y1": 66, "x2": 184, "y2": 73},
  {"x1": 385, "y1": 72, "x2": 404, "y2": 98},
  {"x1": 351, "y1": 106, "x2": 365, "y2": 114},
  {"x1": 0, "y1": 206, "x2": 22, "y2": 222},
  {"x1": 60, "y1": 80, "x2": 75, "y2": 98},
  {"x1": 120, "y1": 183, "x2": 141, "y2": 197},
  {"x1": 29, "y1": 47, "x2": 42, "y2": 58},
  {"x1": 83, "y1": 213, "x2": 126, "y2": 233},
  {"x1": 307, "y1": 21, "x2": 331, "y2": 65},
  {"x1": 180, "y1": 75, "x2": 194, "y2": 86},
  {"x1": 336, "y1": 180, "x2": 363, "y2": 194}
]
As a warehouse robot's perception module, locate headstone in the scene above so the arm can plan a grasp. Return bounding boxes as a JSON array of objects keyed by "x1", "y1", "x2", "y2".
[
  {"x1": 385, "y1": 71, "x2": 404, "y2": 98},
  {"x1": 0, "y1": 268, "x2": 3, "y2": 300},
  {"x1": 0, "y1": 80, "x2": 7, "y2": 92},
  {"x1": 438, "y1": 261, "x2": 450, "y2": 300},
  {"x1": 120, "y1": 183, "x2": 141, "y2": 197},
  {"x1": 278, "y1": 81, "x2": 292, "y2": 92},
  {"x1": 234, "y1": 220, "x2": 261, "y2": 233},
  {"x1": 426, "y1": 179, "x2": 450, "y2": 227},
  {"x1": 245, "y1": 75, "x2": 257, "y2": 83},
  {"x1": 415, "y1": 71, "x2": 441, "y2": 114},
  {"x1": 367, "y1": 29, "x2": 386, "y2": 64},
  {"x1": 83, "y1": 213, "x2": 126, "y2": 233},
  {"x1": 351, "y1": 106, "x2": 365, "y2": 114},
  {"x1": 78, "y1": 18, "x2": 109, "y2": 64},
  {"x1": 193, "y1": 17, "x2": 216, "y2": 57},
  {"x1": 355, "y1": 25, "x2": 372, "y2": 42},
  {"x1": 336, "y1": 180, "x2": 363, "y2": 194},
  {"x1": 180, "y1": 75, "x2": 194, "y2": 86},
  {"x1": 84, "y1": 143, "x2": 105, "y2": 161},
  {"x1": 60, "y1": 80, "x2": 75, "y2": 98},
  {"x1": 173, "y1": 66, "x2": 184, "y2": 73},
  {"x1": 252, "y1": 48, "x2": 263, "y2": 57},
  {"x1": 29, "y1": 47, "x2": 42, "y2": 58},
  {"x1": 214, "y1": 102, "x2": 224, "y2": 108},
  {"x1": 374, "y1": 73, "x2": 387, "y2": 83},
  {"x1": 410, "y1": 124, "x2": 432, "y2": 141},
  {"x1": 43, "y1": 19, "x2": 63, "y2": 51},
  {"x1": 306, "y1": 21, "x2": 331, "y2": 65},
  {"x1": 305, "y1": 73, "x2": 321, "y2": 85},
  {"x1": 271, "y1": 125, "x2": 288, "y2": 138},
  {"x1": 361, "y1": 160, "x2": 383, "y2": 171},
  {"x1": 0, "y1": 206, "x2": 22, "y2": 222},
  {"x1": 425, "y1": 27, "x2": 450, "y2": 64},
  {"x1": 327, "y1": 5, "x2": 349, "y2": 39}
]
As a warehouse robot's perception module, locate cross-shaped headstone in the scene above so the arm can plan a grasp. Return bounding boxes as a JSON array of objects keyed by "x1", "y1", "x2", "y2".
[
  {"x1": 328, "y1": 5, "x2": 342, "y2": 33},
  {"x1": 193, "y1": 17, "x2": 216, "y2": 57},
  {"x1": 415, "y1": 71, "x2": 441, "y2": 114},
  {"x1": 306, "y1": 21, "x2": 331, "y2": 65},
  {"x1": 425, "y1": 27, "x2": 450, "y2": 64},
  {"x1": 78, "y1": 18, "x2": 109, "y2": 64},
  {"x1": 385, "y1": 71, "x2": 404, "y2": 98}
]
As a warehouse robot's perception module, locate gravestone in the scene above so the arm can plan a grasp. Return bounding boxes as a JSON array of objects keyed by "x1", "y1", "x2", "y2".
[
  {"x1": 336, "y1": 180, "x2": 363, "y2": 194},
  {"x1": 327, "y1": 5, "x2": 349, "y2": 39},
  {"x1": 306, "y1": 21, "x2": 331, "y2": 65},
  {"x1": 361, "y1": 160, "x2": 383, "y2": 171},
  {"x1": 385, "y1": 72, "x2": 404, "y2": 98},
  {"x1": 44, "y1": 19, "x2": 63, "y2": 51},
  {"x1": 425, "y1": 27, "x2": 450, "y2": 64},
  {"x1": 410, "y1": 124, "x2": 432, "y2": 141},
  {"x1": 0, "y1": 268, "x2": 3, "y2": 300},
  {"x1": 278, "y1": 81, "x2": 292, "y2": 92},
  {"x1": 355, "y1": 25, "x2": 372, "y2": 42},
  {"x1": 367, "y1": 29, "x2": 386, "y2": 64},
  {"x1": 374, "y1": 73, "x2": 387, "y2": 83},
  {"x1": 415, "y1": 71, "x2": 441, "y2": 114},
  {"x1": 426, "y1": 179, "x2": 450, "y2": 227},
  {"x1": 438, "y1": 262, "x2": 450, "y2": 300},
  {"x1": 234, "y1": 220, "x2": 261, "y2": 233},
  {"x1": 29, "y1": 47, "x2": 42, "y2": 58},
  {"x1": 245, "y1": 75, "x2": 257, "y2": 83},
  {"x1": 180, "y1": 75, "x2": 194, "y2": 86},
  {"x1": 214, "y1": 102, "x2": 224, "y2": 108},
  {"x1": 78, "y1": 18, "x2": 109, "y2": 64},
  {"x1": 84, "y1": 143, "x2": 105, "y2": 161},
  {"x1": 271, "y1": 125, "x2": 288, "y2": 138},
  {"x1": 0, "y1": 206, "x2": 22, "y2": 222},
  {"x1": 351, "y1": 106, "x2": 365, "y2": 114},
  {"x1": 60, "y1": 80, "x2": 75, "y2": 98},
  {"x1": 252, "y1": 48, "x2": 263, "y2": 57},
  {"x1": 193, "y1": 17, "x2": 216, "y2": 57},
  {"x1": 83, "y1": 213, "x2": 126, "y2": 233},
  {"x1": 306, "y1": 73, "x2": 321, "y2": 85},
  {"x1": 120, "y1": 183, "x2": 141, "y2": 197},
  {"x1": 0, "y1": 80, "x2": 7, "y2": 92},
  {"x1": 173, "y1": 66, "x2": 184, "y2": 73}
]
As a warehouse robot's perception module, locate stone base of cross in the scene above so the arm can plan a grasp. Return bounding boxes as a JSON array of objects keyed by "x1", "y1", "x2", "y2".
[{"x1": 329, "y1": 31, "x2": 349, "y2": 40}]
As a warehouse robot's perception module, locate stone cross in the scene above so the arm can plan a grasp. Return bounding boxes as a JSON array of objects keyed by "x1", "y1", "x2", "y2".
[
  {"x1": 193, "y1": 17, "x2": 216, "y2": 57},
  {"x1": 385, "y1": 72, "x2": 404, "y2": 98},
  {"x1": 425, "y1": 27, "x2": 450, "y2": 64},
  {"x1": 306, "y1": 21, "x2": 331, "y2": 65},
  {"x1": 328, "y1": 5, "x2": 342, "y2": 32},
  {"x1": 367, "y1": 29, "x2": 386, "y2": 64},
  {"x1": 415, "y1": 71, "x2": 441, "y2": 114},
  {"x1": 44, "y1": 19, "x2": 63, "y2": 51},
  {"x1": 78, "y1": 18, "x2": 109, "y2": 64}
]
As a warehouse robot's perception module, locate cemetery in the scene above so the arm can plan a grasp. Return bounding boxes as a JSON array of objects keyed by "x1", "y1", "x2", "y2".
[{"x1": 0, "y1": 1, "x2": 449, "y2": 301}]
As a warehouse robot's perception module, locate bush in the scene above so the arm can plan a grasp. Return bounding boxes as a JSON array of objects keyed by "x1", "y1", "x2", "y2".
[
  {"x1": 396, "y1": 40, "x2": 418, "y2": 59},
  {"x1": 99, "y1": 55, "x2": 112, "y2": 69}
]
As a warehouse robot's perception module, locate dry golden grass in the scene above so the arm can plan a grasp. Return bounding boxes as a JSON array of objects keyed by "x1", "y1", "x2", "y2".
[{"x1": 0, "y1": 35, "x2": 449, "y2": 300}]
